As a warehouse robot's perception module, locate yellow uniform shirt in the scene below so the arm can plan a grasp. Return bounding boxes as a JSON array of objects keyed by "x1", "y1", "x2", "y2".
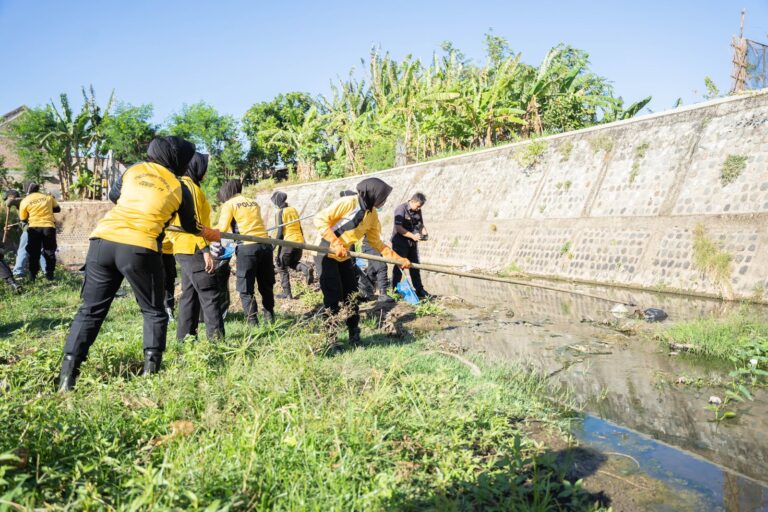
[
  {"x1": 19, "y1": 192, "x2": 58, "y2": 228},
  {"x1": 167, "y1": 176, "x2": 211, "y2": 255},
  {"x1": 216, "y1": 195, "x2": 268, "y2": 243},
  {"x1": 275, "y1": 206, "x2": 304, "y2": 243},
  {"x1": 314, "y1": 195, "x2": 385, "y2": 262},
  {"x1": 91, "y1": 163, "x2": 184, "y2": 251}
]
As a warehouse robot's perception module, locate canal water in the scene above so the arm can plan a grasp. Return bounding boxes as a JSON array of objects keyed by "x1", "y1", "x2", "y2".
[{"x1": 421, "y1": 273, "x2": 768, "y2": 511}]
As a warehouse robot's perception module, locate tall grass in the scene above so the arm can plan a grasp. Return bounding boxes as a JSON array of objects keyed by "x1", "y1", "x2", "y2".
[
  {"x1": 659, "y1": 311, "x2": 768, "y2": 360},
  {"x1": 0, "y1": 272, "x2": 602, "y2": 510}
]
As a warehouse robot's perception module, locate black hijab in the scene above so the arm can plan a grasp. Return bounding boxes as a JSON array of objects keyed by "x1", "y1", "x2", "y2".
[
  {"x1": 217, "y1": 180, "x2": 242, "y2": 203},
  {"x1": 271, "y1": 191, "x2": 288, "y2": 208},
  {"x1": 185, "y1": 153, "x2": 209, "y2": 185},
  {"x1": 356, "y1": 178, "x2": 392, "y2": 211},
  {"x1": 147, "y1": 136, "x2": 196, "y2": 176},
  {"x1": 26, "y1": 183, "x2": 40, "y2": 195}
]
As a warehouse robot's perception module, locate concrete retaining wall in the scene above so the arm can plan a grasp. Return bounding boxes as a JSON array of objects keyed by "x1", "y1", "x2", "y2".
[{"x1": 56, "y1": 90, "x2": 768, "y2": 300}]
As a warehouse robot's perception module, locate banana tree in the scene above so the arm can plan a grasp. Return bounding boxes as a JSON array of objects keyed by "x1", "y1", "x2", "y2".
[{"x1": 263, "y1": 106, "x2": 327, "y2": 181}]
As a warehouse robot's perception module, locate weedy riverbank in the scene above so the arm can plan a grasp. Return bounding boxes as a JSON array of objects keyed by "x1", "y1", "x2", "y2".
[{"x1": 0, "y1": 272, "x2": 607, "y2": 511}]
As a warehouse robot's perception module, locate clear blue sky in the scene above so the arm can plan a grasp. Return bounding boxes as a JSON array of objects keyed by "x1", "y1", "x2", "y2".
[{"x1": 2, "y1": 0, "x2": 767, "y2": 123}]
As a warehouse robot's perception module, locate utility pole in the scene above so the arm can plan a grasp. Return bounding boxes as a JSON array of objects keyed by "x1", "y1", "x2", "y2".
[{"x1": 730, "y1": 9, "x2": 747, "y2": 93}]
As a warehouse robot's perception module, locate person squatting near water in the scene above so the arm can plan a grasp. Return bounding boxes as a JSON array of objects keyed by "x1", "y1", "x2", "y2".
[
  {"x1": 313, "y1": 177, "x2": 411, "y2": 345},
  {"x1": 58, "y1": 136, "x2": 222, "y2": 391},
  {"x1": 167, "y1": 153, "x2": 227, "y2": 342},
  {"x1": 19, "y1": 183, "x2": 60, "y2": 282},
  {"x1": 4, "y1": 189, "x2": 47, "y2": 280},
  {"x1": 391, "y1": 192, "x2": 431, "y2": 299},
  {"x1": 217, "y1": 180, "x2": 276, "y2": 325},
  {"x1": 271, "y1": 190, "x2": 314, "y2": 299}
]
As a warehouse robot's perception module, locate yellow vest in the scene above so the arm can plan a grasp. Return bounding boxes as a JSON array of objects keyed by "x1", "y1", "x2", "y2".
[
  {"x1": 19, "y1": 192, "x2": 58, "y2": 228},
  {"x1": 314, "y1": 195, "x2": 385, "y2": 262},
  {"x1": 275, "y1": 206, "x2": 304, "y2": 243},
  {"x1": 167, "y1": 176, "x2": 211, "y2": 254},
  {"x1": 90, "y1": 163, "x2": 182, "y2": 251},
  {"x1": 216, "y1": 195, "x2": 268, "y2": 243}
]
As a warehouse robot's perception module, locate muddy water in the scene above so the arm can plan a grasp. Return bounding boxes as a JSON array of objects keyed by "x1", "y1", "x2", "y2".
[{"x1": 421, "y1": 273, "x2": 768, "y2": 510}]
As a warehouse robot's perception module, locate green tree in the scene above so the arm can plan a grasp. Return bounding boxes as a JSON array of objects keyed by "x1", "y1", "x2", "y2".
[
  {"x1": 241, "y1": 92, "x2": 316, "y2": 172},
  {"x1": 261, "y1": 106, "x2": 327, "y2": 180},
  {"x1": 103, "y1": 102, "x2": 157, "y2": 165},
  {"x1": 167, "y1": 102, "x2": 244, "y2": 195}
]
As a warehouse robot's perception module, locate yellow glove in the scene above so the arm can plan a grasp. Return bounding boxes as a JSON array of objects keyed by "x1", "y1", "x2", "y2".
[{"x1": 381, "y1": 246, "x2": 411, "y2": 269}]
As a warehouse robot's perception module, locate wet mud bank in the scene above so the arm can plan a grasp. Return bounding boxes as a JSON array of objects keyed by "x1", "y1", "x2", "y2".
[{"x1": 417, "y1": 273, "x2": 768, "y2": 510}]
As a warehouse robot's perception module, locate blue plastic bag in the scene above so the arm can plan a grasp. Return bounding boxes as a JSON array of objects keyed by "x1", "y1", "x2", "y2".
[{"x1": 396, "y1": 273, "x2": 419, "y2": 305}]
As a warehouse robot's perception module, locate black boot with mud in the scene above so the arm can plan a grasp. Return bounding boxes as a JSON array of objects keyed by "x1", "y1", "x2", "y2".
[
  {"x1": 348, "y1": 326, "x2": 362, "y2": 346},
  {"x1": 58, "y1": 355, "x2": 82, "y2": 392},
  {"x1": 142, "y1": 350, "x2": 163, "y2": 376}
]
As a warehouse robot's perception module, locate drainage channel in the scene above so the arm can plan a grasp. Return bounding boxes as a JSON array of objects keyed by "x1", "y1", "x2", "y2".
[{"x1": 420, "y1": 273, "x2": 768, "y2": 511}]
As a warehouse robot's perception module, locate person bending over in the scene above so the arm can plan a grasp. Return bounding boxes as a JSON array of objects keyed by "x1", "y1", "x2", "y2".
[
  {"x1": 313, "y1": 178, "x2": 410, "y2": 345},
  {"x1": 58, "y1": 136, "x2": 220, "y2": 391},
  {"x1": 167, "y1": 153, "x2": 225, "y2": 342},
  {"x1": 271, "y1": 190, "x2": 313, "y2": 299},
  {"x1": 216, "y1": 180, "x2": 275, "y2": 325},
  {"x1": 18, "y1": 183, "x2": 60, "y2": 282}
]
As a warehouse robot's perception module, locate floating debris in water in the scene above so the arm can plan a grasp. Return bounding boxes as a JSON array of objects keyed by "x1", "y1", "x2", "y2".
[
  {"x1": 610, "y1": 304, "x2": 630, "y2": 319},
  {"x1": 643, "y1": 308, "x2": 668, "y2": 322}
]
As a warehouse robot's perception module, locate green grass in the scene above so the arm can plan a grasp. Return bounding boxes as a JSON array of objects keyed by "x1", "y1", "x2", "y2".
[
  {"x1": 692, "y1": 225, "x2": 732, "y2": 288},
  {"x1": 0, "y1": 271, "x2": 602, "y2": 510},
  {"x1": 659, "y1": 311, "x2": 768, "y2": 360},
  {"x1": 720, "y1": 154, "x2": 747, "y2": 186}
]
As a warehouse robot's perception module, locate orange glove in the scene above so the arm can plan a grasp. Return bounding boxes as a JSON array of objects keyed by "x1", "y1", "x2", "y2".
[
  {"x1": 322, "y1": 228, "x2": 348, "y2": 259},
  {"x1": 329, "y1": 239, "x2": 349, "y2": 259},
  {"x1": 200, "y1": 226, "x2": 221, "y2": 242},
  {"x1": 381, "y1": 246, "x2": 411, "y2": 269}
]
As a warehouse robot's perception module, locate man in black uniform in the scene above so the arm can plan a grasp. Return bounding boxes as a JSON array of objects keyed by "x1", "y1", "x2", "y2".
[{"x1": 391, "y1": 192, "x2": 430, "y2": 298}]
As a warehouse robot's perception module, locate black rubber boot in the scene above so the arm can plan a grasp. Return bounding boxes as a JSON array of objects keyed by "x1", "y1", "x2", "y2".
[
  {"x1": 303, "y1": 265, "x2": 315, "y2": 286},
  {"x1": 58, "y1": 355, "x2": 82, "y2": 392},
  {"x1": 348, "y1": 326, "x2": 361, "y2": 346},
  {"x1": 263, "y1": 310, "x2": 275, "y2": 324},
  {"x1": 142, "y1": 350, "x2": 163, "y2": 376}
]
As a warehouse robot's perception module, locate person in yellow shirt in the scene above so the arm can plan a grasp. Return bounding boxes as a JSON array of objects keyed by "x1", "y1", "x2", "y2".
[
  {"x1": 58, "y1": 136, "x2": 221, "y2": 391},
  {"x1": 313, "y1": 177, "x2": 410, "y2": 345},
  {"x1": 18, "y1": 183, "x2": 60, "y2": 281},
  {"x1": 271, "y1": 190, "x2": 313, "y2": 299},
  {"x1": 166, "y1": 153, "x2": 225, "y2": 342},
  {"x1": 217, "y1": 180, "x2": 275, "y2": 324}
]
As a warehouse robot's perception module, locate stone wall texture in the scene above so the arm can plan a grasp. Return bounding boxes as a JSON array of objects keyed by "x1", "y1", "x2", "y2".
[{"x1": 56, "y1": 91, "x2": 768, "y2": 300}]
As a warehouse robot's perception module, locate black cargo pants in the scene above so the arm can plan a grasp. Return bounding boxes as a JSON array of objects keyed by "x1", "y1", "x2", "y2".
[
  {"x1": 176, "y1": 251, "x2": 225, "y2": 341},
  {"x1": 64, "y1": 238, "x2": 167, "y2": 360},
  {"x1": 27, "y1": 227, "x2": 56, "y2": 281},
  {"x1": 235, "y1": 243, "x2": 275, "y2": 324}
]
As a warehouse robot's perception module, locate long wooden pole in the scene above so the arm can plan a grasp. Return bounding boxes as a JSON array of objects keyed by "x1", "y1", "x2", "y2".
[
  {"x1": 168, "y1": 227, "x2": 632, "y2": 304},
  {"x1": 1, "y1": 206, "x2": 9, "y2": 244}
]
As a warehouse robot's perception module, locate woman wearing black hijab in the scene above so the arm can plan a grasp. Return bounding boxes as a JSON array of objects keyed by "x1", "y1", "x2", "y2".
[
  {"x1": 271, "y1": 190, "x2": 313, "y2": 299},
  {"x1": 58, "y1": 137, "x2": 221, "y2": 391},
  {"x1": 166, "y1": 153, "x2": 226, "y2": 341},
  {"x1": 313, "y1": 177, "x2": 411, "y2": 345}
]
